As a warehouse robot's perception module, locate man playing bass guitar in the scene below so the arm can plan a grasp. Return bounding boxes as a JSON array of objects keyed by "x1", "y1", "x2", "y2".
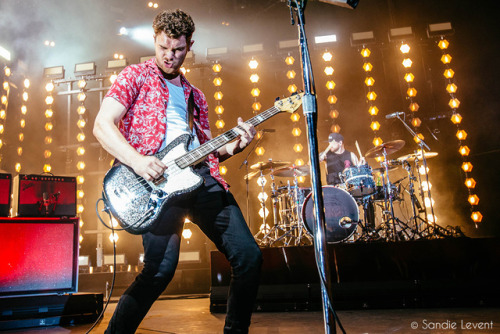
[{"x1": 93, "y1": 9, "x2": 262, "y2": 334}]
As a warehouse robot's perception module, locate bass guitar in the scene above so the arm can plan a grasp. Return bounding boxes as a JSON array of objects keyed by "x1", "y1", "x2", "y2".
[{"x1": 102, "y1": 93, "x2": 304, "y2": 234}]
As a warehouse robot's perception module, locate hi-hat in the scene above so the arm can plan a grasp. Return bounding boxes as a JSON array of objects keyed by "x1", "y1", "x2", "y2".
[
  {"x1": 397, "y1": 151, "x2": 438, "y2": 161},
  {"x1": 272, "y1": 165, "x2": 310, "y2": 177},
  {"x1": 250, "y1": 160, "x2": 290, "y2": 171},
  {"x1": 365, "y1": 140, "x2": 405, "y2": 158}
]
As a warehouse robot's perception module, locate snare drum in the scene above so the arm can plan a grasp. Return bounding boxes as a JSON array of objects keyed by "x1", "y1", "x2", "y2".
[
  {"x1": 342, "y1": 164, "x2": 376, "y2": 197},
  {"x1": 301, "y1": 186, "x2": 359, "y2": 243}
]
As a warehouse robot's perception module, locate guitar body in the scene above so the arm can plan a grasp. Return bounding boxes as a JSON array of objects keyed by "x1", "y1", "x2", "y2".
[{"x1": 102, "y1": 134, "x2": 203, "y2": 234}]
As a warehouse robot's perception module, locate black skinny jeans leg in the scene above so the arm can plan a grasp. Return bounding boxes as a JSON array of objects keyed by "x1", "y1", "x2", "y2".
[
  {"x1": 191, "y1": 190, "x2": 262, "y2": 333},
  {"x1": 105, "y1": 232, "x2": 183, "y2": 334}
]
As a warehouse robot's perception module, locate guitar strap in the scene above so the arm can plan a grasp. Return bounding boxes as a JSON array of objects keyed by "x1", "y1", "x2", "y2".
[{"x1": 187, "y1": 89, "x2": 196, "y2": 133}]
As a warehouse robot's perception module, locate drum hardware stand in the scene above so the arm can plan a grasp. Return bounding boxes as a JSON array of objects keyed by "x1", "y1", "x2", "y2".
[
  {"x1": 401, "y1": 159, "x2": 426, "y2": 237},
  {"x1": 393, "y1": 114, "x2": 442, "y2": 237},
  {"x1": 240, "y1": 131, "x2": 268, "y2": 230},
  {"x1": 353, "y1": 196, "x2": 380, "y2": 242},
  {"x1": 269, "y1": 171, "x2": 313, "y2": 247},
  {"x1": 379, "y1": 151, "x2": 418, "y2": 241},
  {"x1": 253, "y1": 169, "x2": 274, "y2": 247}
]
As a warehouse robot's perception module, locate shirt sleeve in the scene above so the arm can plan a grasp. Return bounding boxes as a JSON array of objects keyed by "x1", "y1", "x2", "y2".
[{"x1": 105, "y1": 65, "x2": 144, "y2": 110}]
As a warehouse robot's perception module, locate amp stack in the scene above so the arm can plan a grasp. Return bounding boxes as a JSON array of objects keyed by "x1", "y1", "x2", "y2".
[{"x1": 0, "y1": 173, "x2": 102, "y2": 330}]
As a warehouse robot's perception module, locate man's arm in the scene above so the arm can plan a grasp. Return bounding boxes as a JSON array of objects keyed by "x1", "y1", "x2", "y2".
[
  {"x1": 93, "y1": 97, "x2": 166, "y2": 181},
  {"x1": 351, "y1": 152, "x2": 360, "y2": 166},
  {"x1": 319, "y1": 143, "x2": 333, "y2": 162}
]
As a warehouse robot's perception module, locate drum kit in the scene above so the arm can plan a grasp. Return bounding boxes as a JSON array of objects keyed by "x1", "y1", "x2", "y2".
[{"x1": 247, "y1": 139, "x2": 443, "y2": 247}]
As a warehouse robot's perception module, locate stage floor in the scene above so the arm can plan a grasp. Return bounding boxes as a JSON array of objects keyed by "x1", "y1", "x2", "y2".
[{"x1": 3, "y1": 295, "x2": 499, "y2": 333}]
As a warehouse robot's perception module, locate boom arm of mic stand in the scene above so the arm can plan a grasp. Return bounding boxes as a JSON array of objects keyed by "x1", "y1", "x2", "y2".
[{"x1": 395, "y1": 115, "x2": 431, "y2": 151}]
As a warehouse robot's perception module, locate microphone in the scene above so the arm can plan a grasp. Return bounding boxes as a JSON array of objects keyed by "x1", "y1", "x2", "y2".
[
  {"x1": 260, "y1": 129, "x2": 275, "y2": 133},
  {"x1": 427, "y1": 114, "x2": 448, "y2": 121},
  {"x1": 385, "y1": 112, "x2": 404, "y2": 119}
]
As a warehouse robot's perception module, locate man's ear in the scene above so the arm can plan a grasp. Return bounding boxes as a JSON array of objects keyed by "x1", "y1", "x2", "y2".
[{"x1": 188, "y1": 39, "x2": 194, "y2": 51}]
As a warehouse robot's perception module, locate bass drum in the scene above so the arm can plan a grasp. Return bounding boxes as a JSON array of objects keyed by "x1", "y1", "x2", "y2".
[{"x1": 301, "y1": 186, "x2": 359, "y2": 243}]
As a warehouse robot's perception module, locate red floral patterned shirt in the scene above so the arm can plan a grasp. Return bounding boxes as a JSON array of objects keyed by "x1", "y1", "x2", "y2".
[{"x1": 105, "y1": 58, "x2": 228, "y2": 190}]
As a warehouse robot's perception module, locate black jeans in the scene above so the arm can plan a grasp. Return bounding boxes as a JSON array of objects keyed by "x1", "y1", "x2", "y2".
[{"x1": 106, "y1": 166, "x2": 262, "y2": 333}]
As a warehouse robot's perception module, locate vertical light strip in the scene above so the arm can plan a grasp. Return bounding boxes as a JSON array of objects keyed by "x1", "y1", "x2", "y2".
[
  {"x1": 76, "y1": 79, "x2": 87, "y2": 237},
  {"x1": 437, "y1": 38, "x2": 481, "y2": 226},
  {"x1": 211, "y1": 61, "x2": 227, "y2": 177},
  {"x1": 249, "y1": 58, "x2": 265, "y2": 159},
  {"x1": 285, "y1": 53, "x2": 304, "y2": 182},
  {"x1": 0, "y1": 67, "x2": 11, "y2": 162},
  {"x1": 44, "y1": 81, "x2": 55, "y2": 173},
  {"x1": 398, "y1": 42, "x2": 423, "y2": 143},
  {"x1": 359, "y1": 47, "x2": 383, "y2": 160},
  {"x1": 322, "y1": 50, "x2": 340, "y2": 135},
  {"x1": 398, "y1": 40, "x2": 436, "y2": 223},
  {"x1": 15, "y1": 78, "x2": 30, "y2": 172}
]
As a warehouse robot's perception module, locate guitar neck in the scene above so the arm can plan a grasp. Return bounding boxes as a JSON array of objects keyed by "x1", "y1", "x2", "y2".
[{"x1": 176, "y1": 105, "x2": 282, "y2": 168}]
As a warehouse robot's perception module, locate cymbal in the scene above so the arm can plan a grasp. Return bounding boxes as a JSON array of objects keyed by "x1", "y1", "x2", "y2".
[
  {"x1": 272, "y1": 165, "x2": 310, "y2": 177},
  {"x1": 397, "y1": 151, "x2": 438, "y2": 161},
  {"x1": 372, "y1": 166, "x2": 399, "y2": 173},
  {"x1": 244, "y1": 171, "x2": 261, "y2": 180},
  {"x1": 365, "y1": 140, "x2": 405, "y2": 158},
  {"x1": 250, "y1": 160, "x2": 290, "y2": 171}
]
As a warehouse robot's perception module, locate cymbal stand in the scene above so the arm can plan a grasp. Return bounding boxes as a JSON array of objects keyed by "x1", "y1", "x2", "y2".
[
  {"x1": 380, "y1": 149, "x2": 416, "y2": 241},
  {"x1": 240, "y1": 130, "x2": 266, "y2": 229},
  {"x1": 253, "y1": 170, "x2": 273, "y2": 246},
  {"x1": 381, "y1": 148, "x2": 398, "y2": 241},
  {"x1": 271, "y1": 171, "x2": 313, "y2": 247},
  {"x1": 394, "y1": 114, "x2": 444, "y2": 238},
  {"x1": 402, "y1": 159, "x2": 426, "y2": 237},
  {"x1": 413, "y1": 155, "x2": 449, "y2": 238}
]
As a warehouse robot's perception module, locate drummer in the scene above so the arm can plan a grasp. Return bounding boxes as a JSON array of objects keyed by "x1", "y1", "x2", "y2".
[{"x1": 319, "y1": 133, "x2": 365, "y2": 186}]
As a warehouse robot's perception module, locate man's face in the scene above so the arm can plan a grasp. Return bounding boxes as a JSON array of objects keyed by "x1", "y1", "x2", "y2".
[
  {"x1": 154, "y1": 31, "x2": 193, "y2": 77},
  {"x1": 330, "y1": 140, "x2": 342, "y2": 152}
]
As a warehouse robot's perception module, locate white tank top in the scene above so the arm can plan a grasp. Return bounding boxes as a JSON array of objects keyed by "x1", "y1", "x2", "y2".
[{"x1": 159, "y1": 80, "x2": 200, "y2": 151}]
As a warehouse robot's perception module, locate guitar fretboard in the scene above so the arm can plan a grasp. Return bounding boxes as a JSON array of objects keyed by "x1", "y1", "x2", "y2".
[{"x1": 175, "y1": 106, "x2": 281, "y2": 168}]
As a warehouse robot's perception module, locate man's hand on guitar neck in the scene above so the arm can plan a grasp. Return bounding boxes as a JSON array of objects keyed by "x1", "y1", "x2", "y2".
[{"x1": 218, "y1": 117, "x2": 257, "y2": 161}]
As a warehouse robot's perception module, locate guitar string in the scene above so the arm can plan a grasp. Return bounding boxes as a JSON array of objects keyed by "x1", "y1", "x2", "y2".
[
  {"x1": 122, "y1": 105, "x2": 284, "y2": 194},
  {"x1": 113, "y1": 100, "x2": 300, "y2": 198}
]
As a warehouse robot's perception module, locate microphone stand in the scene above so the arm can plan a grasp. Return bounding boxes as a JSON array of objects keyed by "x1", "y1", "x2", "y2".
[
  {"x1": 287, "y1": 1, "x2": 336, "y2": 333},
  {"x1": 240, "y1": 131, "x2": 266, "y2": 231}
]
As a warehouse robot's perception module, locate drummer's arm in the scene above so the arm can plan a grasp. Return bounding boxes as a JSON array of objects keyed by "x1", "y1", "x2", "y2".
[
  {"x1": 352, "y1": 152, "x2": 366, "y2": 166},
  {"x1": 351, "y1": 152, "x2": 360, "y2": 166},
  {"x1": 319, "y1": 143, "x2": 332, "y2": 162}
]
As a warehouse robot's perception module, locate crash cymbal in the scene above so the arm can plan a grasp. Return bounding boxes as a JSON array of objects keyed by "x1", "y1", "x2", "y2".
[
  {"x1": 244, "y1": 171, "x2": 261, "y2": 180},
  {"x1": 365, "y1": 140, "x2": 405, "y2": 158},
  {"x1": 397, "y1": 151, "x2": 438, "y2": 161},
  {"x1": 372, "y1": 166, "x2": 399, "y2": 173},
  {"x1": 272, "y1": 165, "x2": 310, "y2": 177},
  {"x1": 250, "y1": 160, "x2": 290, "y2": 171}
]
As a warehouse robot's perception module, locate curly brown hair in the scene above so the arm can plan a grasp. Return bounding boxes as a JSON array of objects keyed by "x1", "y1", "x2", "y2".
[{"x1": 152, "y1": 9, "x2": 195, "y2": 42}]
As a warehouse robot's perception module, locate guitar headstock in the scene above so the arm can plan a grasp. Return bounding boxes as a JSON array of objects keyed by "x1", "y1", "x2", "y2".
[{"x1": 274, "y1": 93, "x2": 304, "y2": 114}]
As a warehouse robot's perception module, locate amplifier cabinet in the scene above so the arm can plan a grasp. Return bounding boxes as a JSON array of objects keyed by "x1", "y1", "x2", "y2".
[
  {"x1": 0, "y1": 217, "x2": 79, "y2": 297},
  {"x1": 11, "y1": 174, "x2": 76, "y2": 217},
  {"x1": 0, "y1": 173, "x2": 12, "y2": 217}
]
